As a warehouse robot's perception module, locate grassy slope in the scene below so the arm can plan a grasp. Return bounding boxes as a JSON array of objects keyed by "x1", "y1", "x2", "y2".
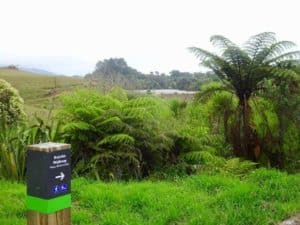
[
  {"x1": 0, "y1": 68, "x2": 85, "y2": 118},
  {"x1": 0, "y1": 169, "x2": 299, "y2": 225}
]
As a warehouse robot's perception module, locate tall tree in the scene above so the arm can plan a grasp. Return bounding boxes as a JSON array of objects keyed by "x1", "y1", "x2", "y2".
[{"x1": 190, "y1": 32, "x2": 300, "y2": 161}]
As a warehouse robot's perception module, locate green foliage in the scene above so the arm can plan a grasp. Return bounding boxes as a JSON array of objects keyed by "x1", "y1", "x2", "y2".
[
  {"x1": 199, "y1": 86, "x2": 238, "y2": 157},
  {"x1": 178, "y1": 102, "x2": 210, "y2": 143},
  {"x1": 184, "y1": 151, "x2": 223, "y2": 165},
  {"x1": 184, "y1": 150, "x2": 256, "y2": 177},
  {"x1": 0, "y1": 79, "x2": 26, "y2": 123},
  {"x1": 222, "y1": 158, "x2": 257, "y2": 177},
  {"x1": 1, "y1": 170, "x2": 299, "y2": 225},
  {"x1": 175, "y1": 99, "x2": 233, "y2": 161},
  {"x1": 59, "y1": 89, "x2": 175, "y2": 180},
  {"x1": 0, "y1": 120, "x2": 27, "y2": 181},
  {"x1": 148, "y1": 162, "x2": 192, "y2": 180},
  {"x1": 86, "y1": 58, "x2": 213, "y2": 91},
  {"x1": 190, "y1": 32, "x2": 300, "y2": 164},
  {"x1": 250, "y1": 76, "x2": 300, "y2": 170},
  {"x1": 169, "y1": 99, "x2": 187, "y2": 117},
  {"x1": 0, "y1": 116, "x2": 62, "y2": 181}
]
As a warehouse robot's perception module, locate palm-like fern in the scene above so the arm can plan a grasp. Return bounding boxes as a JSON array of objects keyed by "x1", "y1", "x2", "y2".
[
  {"x1": 190, "y1": 32, "x2": 300, "y2": 160},
  {"x1": 59, "y1": 89, "x2": 175, "y2": 180}
]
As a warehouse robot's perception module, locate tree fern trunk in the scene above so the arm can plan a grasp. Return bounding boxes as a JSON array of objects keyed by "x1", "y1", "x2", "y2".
[
  {"x1": 238, "y1": 94, "x2": 255, "y2": 161},
  {"x1": 223, "y1": 111, "x2": 229, "y2": 143}
]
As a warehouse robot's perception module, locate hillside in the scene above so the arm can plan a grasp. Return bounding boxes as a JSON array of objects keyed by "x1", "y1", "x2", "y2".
[
  {"x1": 0, "y1": 169, "x2": 299, "y2": 225},
  {"x1": 0, "y1": 68, "x2": 85, "y2": 118}
]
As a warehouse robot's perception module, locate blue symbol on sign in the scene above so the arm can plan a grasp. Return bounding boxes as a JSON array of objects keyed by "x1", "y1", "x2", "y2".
[
  {"x1": 61, "y1": 184, "x2": 68, "y2": 192},
  {"x1": 53, "y1": 185, "x2": 60, "y2": 194}
]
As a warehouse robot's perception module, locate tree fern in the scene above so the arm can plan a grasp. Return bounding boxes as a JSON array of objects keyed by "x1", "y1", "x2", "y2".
[
  {"x1": 190, "y1": 32, "x2": 300, "y2": 162},
  {"x1": 58, "y1": 89, "x2": 176, "y2": 180}
]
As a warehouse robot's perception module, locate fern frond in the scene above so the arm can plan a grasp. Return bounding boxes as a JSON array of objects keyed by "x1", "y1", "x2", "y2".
[
  {"x1": 210, "y1": 35, "x2": 238, "y2": 52},
  {"x1": 188, "y1": 47, "x2": 223, "y2": 62},
  {"x1": 184, "y1": 151, "x2": 216, "y2": 163},
  {"x1": 223, "y1": 158, "x2": 257, "y2": 177},
  {"x1": 265, "y1": 51, "x2": 300, "y2": 64},
  {"x1": 196, "y1": 84, "x2": 233, "y2": 102},
  {"x1": 257, "y1": 41, "x2": 298, "y2": 63},
  {"x1": 244, "y1": 32, "x2": 276, "y2": 58},
  {"x1": 63, "y1": 121, "x2": 94, "y2": 132},
  {"x1": 97, "y1": 134, "x2": 135, "y2": 146},
  {"x1": 122, "y1": 107, "x2": 154, "y2": 120}
]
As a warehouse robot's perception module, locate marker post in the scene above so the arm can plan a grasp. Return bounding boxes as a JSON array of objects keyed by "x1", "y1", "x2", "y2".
[{"x1": 26, "y1": 142, "x2": 71, "y2": 225}]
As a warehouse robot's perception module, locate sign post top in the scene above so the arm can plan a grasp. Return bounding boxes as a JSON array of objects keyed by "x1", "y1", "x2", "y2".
[{"x1": 28, "y1": 142, "x2": 71, "y2": 152}]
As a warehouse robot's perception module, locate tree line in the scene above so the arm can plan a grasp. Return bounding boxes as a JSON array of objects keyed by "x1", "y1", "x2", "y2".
[{"x1": 85, "y1": 58, "x2": 216, "y2": 91}]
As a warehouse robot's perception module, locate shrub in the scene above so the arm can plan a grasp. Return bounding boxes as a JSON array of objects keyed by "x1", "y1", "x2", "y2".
[
  {"x1": 184, "y1": 150, "x2": 257, "y2": 177},
  {"x1": 0, "y1": 116, "x2": 62, "y2": 181},
  {"x1": 0, "y1": 79, "x2": 26, "y2": 123},
  {"x1": 58, "y1": 89, "x2": 176, "y2": 180}
]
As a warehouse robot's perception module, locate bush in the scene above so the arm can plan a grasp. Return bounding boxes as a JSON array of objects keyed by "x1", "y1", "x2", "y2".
[
  {"x1": 0, "y1": 79, "x2": 25, "y2": 123},
  {"x1": 58, "y1": 89, "x2": 176, "y2": 180},
  {"x1": 0, "y1": 116, "x2": 62, "y2": 181},
  {"x1": 184, "y1": 149, "x2": 257, "y2": 177}
]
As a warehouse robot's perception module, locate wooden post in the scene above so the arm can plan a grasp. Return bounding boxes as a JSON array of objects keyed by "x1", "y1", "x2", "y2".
[
  {"x1": 27, "y1": 143, "x2": 71, "y2": 225},
  {"x1": 27, "y1": 208, "x2": 71, "y2": 225}
]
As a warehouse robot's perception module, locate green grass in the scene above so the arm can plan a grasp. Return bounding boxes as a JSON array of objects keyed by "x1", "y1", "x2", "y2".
[
  {"x1": 0, "y1": 68, "x2": 85, "y2": 118},
  {"x1": 0, "y1": 169, "x2": 299, "y2": 225}
]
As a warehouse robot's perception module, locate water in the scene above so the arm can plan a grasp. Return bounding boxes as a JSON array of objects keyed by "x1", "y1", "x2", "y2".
[{"x1": 133, "y1": 89, "x2": 197, "y2": 95}]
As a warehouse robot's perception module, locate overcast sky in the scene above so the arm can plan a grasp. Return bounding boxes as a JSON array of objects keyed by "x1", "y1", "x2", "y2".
[{"x1": 0, "y1": 0, "x2": 299, "y2": 75}]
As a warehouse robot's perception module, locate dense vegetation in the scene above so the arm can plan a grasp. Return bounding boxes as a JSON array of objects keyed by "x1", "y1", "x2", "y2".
[
  {"x1": 85, "y1": 58, "x2": 214, "y2": 91},
  {"x1": 190, "y1": 32, "x2": 300, "y2": 169},
  {"x1": 0, "y1": 32, "x2": 299, "y2": 224}
]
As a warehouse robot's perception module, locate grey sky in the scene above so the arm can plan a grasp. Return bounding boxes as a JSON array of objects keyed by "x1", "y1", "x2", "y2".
[{"x1": 0, "y1": 0, "x2": 299, "y2": 75}]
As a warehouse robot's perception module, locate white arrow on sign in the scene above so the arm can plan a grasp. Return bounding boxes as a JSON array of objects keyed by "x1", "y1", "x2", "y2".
[{"x1": 55, "y1": 172, "x2": 65, "y2": 181}]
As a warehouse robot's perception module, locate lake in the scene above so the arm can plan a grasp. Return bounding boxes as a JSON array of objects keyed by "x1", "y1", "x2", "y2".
[{"x1": 133, "y1": 89, "x2": 197, "y2": 95}]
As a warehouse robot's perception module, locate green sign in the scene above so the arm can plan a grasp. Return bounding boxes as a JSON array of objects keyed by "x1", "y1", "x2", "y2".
[{"x1": 26, "y1": 142, "x2": 71, "y2": 214}]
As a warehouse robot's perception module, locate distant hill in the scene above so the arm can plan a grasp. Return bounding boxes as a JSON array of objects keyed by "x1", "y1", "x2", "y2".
[
  {"x1": 0, "y1": 65, "x2": 57, "y2": 76},
  {"x1": 0, "y1": 68, "x2": 85, "y2": 118},
  {"x1": 19, "y1": 67, "x2": 57, "y2": 76}
]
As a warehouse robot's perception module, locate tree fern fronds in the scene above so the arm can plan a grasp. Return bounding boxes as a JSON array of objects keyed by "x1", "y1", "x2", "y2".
[
  {"x1": 153, "y1": 133, "x2": 174, "y2": 151},
  {"x1": 244, "y1": 32, "x2": 277, "y2": 58},
  {"x1": 71, "y1": 109, "x2": 94, "y2": 122},
  {"x1": 97, "y1": 134, "x2": 135, "y2": 146},
  {"x1": 189, "y1": 47, "x2": 239, "y2": 81},
  {"x1": 196, "y1": 85, "x2": 233, "y2": 102},
  {"x1": 184, "y1": 150, "x2": 224, "y2": 165},
  {"x1": 265, "y1": 51, "x2": 300, "y2": 64},
  {"x1": 223, "y1": 46, "x2": 251, "y2": 67},
  {"x1": 223, "y1": 158, "x2": 257, "y2": 177},
  {"x1": 63, "y1": 121, "x2": 94, "y2": 132},
  {"x1": 188, "y1": 47, "x2": 223, "y2": 62},
  {"x1": 122, "y1": 107, "x2": 154, "y2": 120},
  {"x1": 90, "y1": 152, "x2": 116, "y2": 162},
  {"x1": 210, "y1": 35, "x2": 238, "y2": 51},
  {"x1": 94, "y1": 116, "x2": 123, "y2": 129},
  {"x1": 259, "y1": 41, "x2": 298, "y2": 62}
]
